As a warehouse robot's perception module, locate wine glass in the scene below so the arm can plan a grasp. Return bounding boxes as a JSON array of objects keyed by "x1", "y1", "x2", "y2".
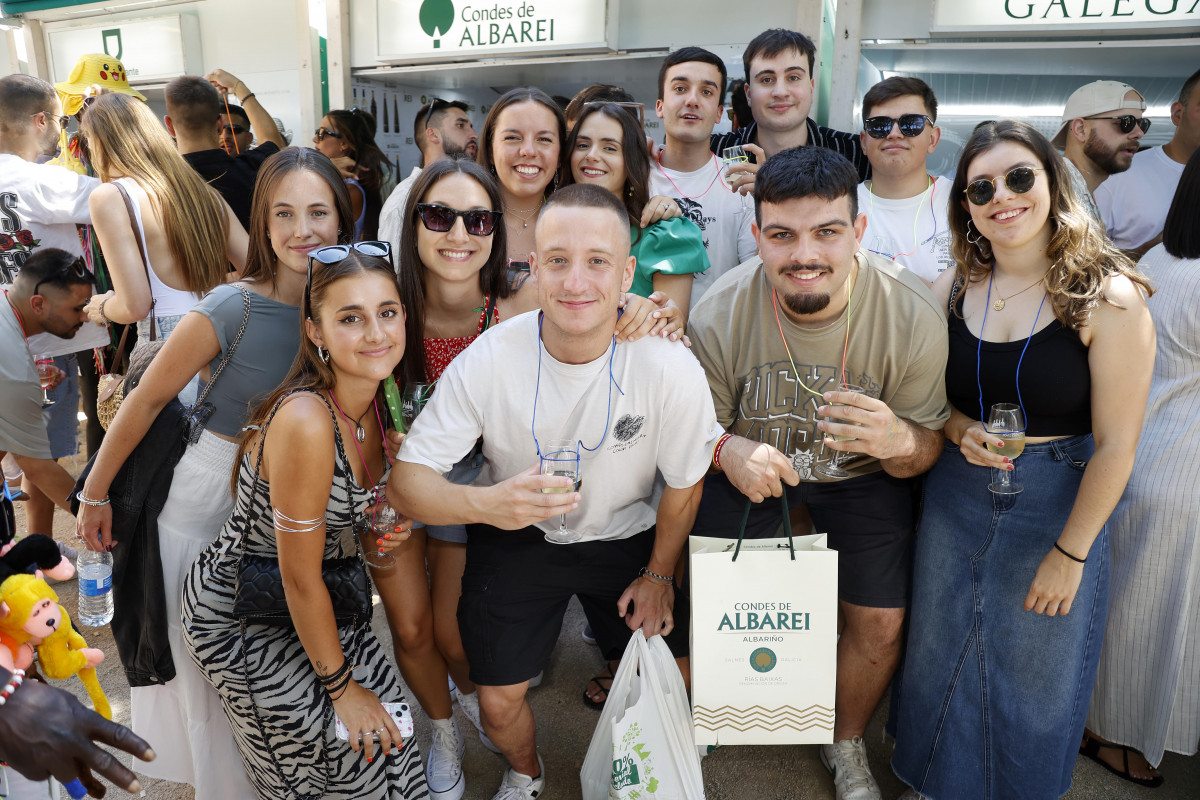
[
  {"x1": 815, "y1": 383, "x2": 866, "y2": 479},
  {"x1": 34, "y1": 355, "x2": 56, "y2": 408},
  {"x1": 986, "y1": 403, "x2": 1027, "y2": 495},
  {"x1": 401, "y1": 382, "x2": 431, "y2": 430},
  {"x1": 363, "y1": 482, "x2": 398, "y2": 569},
  {"x1": 539, "y1": 438, "x2": 580, "y2": 544}
]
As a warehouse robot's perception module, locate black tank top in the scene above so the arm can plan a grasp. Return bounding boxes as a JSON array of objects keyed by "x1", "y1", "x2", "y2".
[{"x1": 946, "y1": 292, "x2": 1091, "y2": 437}]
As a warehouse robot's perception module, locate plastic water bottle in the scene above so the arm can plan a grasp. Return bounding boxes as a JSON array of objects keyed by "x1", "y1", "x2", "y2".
[{"x1": 77, "y1": 549, "x2": 114, "y2": 626}]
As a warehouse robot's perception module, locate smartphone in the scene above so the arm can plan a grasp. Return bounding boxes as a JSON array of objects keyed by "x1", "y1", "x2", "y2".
[{"x1": 335, "y1": 701, "x2": 414, "y2": 741}]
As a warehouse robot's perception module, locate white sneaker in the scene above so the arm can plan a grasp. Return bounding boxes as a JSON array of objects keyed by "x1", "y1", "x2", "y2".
[
  {"x1": 491, "y1": 754, "x2": 545, "y2": 800},
  {"x1": 897, "y1": 790, "x2": 929, "y2": 800},
  {"x1": 426, "y1": 717, "x2": 466, "y2": 800},
  {"x1": 820, "y1": 736, "x2": 882, "y2": 800},
  {"x1": 455, "y1": 687, "x2": 502, "y2": 754}
]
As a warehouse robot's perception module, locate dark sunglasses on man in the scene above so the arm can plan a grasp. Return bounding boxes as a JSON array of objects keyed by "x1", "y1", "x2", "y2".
[
  {"x1": 222, "y1": 124, "x2": 248, "y2": 135},
  {"x1": 305, "y1": 241, "x2": 392, "y2": 316},
  {"x1": 415, "y1": 203, "x2": 500, "y2": 237},
  {"x1": 314, "y1": 127, "x2": 343, "y2": 142},
  {"x1": 963, "y1": 166, "x2": 1043, "y2": 206},
  {"x1": 32, "y1": 110, "x2": 70, "y2": 130},
  {"x1": 32, "y1": 257, "x2": 90, "y2": 296},
  {"x1": 1086, "y1": 114, "x2": 1151, "y2": 135},
  {"x1": 863, "y1": 114, "x2": 933, "y2": 139}
]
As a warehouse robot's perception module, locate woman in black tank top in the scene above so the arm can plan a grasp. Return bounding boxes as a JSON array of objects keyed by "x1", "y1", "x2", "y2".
[{"x1": 892, "y1": 121, "x2": 1155, "y2": 800}]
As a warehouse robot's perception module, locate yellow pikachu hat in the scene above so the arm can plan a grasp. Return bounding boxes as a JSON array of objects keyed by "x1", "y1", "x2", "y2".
[{"x1": 55, "y1": 53, "x2": 146, "y2": 116}]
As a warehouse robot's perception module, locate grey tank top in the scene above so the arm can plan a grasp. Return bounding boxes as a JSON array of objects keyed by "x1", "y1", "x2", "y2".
[{"x1": 192, "y1": 283, "x2": 301, "y2": 437}]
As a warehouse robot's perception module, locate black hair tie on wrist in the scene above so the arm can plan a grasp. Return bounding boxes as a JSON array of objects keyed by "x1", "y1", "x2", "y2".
[{"x1": 1054, "y1": 542, "x2": 1087, "y2": 564}]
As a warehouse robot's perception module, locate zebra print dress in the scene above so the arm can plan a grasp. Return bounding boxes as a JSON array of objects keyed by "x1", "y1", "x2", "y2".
[{"x1": 181, "y1": 392, "x2": 428, "y2": 799}]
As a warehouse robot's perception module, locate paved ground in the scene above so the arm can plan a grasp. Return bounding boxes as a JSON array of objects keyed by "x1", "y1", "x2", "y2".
[{"x1": 12, "y1": 459, "x2": 1199, "y2": 799}]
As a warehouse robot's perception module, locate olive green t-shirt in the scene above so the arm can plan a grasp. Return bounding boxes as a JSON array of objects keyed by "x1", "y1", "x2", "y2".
[{"x1": 687, "y1": 249, "x2": 950, "y2": 482}]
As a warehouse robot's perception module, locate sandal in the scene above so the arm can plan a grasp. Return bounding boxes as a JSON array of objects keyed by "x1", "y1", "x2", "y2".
[
  {"x1": 1079, "y1": 732, "x2": 1164, "y2": 788},
  {"x1": 583, "y1": 663, "x2": 615, "y2": 710}
]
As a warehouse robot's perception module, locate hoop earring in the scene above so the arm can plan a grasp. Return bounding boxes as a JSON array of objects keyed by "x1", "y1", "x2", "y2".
[{"x1": 318, "y1": 346, "x2": 329, "y2": 364}]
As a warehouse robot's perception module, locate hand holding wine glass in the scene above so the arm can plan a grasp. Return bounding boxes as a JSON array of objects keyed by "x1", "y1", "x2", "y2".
[
  {"x1": 34, "y1": 355, "x2": 60, "y2": 407},
  {"x1": 816, "y1": 383, "x2": 866, "y2": 479},
  {"x1": 986, "y1": 403, "x2": 1026, "y2": 495},
  {"x1": 539, "y1": 438, "x2": 581, "y2": 544}
]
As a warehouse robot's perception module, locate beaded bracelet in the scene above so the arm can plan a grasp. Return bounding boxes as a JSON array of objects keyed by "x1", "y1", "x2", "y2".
[
  {"x1": 1054, "y1": 543, "x2": 1087, "y2": 564},
  {"x1": 75, "y1": 490, "x2": 110, "y2": 507},
  {"x1": 712, "y1": 433, "x2": 733, "y2": 470},
  {"x1": 239, "y1": 92, "x2": 256, "y2": 104},
  {"x1": 0, "y1": 668, "x2": 26, "y2": 707},
  {"x1": 638, "y1": 566, "x2": 674, "y2": 585}
]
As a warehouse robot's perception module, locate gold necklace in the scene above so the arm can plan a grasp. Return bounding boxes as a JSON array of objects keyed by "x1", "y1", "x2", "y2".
[
  {"x1": 503, "y1": 198, "x2": 543, "y2": 229},
  {"x1": 991, "y1": 270, "x2": 1050, "y2": 311}
]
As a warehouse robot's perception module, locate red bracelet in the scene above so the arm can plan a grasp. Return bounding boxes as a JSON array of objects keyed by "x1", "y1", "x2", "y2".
[{"x1": 713, "y1": 433, "x2": 732, "y2": 470}]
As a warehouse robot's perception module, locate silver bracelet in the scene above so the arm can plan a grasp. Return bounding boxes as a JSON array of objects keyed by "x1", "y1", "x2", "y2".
[{"x1": 75, "y1": 490, "x2": 110, "y2": 507}]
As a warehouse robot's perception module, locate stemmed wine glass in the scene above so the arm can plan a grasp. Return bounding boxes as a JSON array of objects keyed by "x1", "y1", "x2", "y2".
[
  {"x1": 986, "y1": 403, "x2": 1027, "y2": 495},
  {"x1": 363, "y1": 480, "x2": 398, "y2": 569},
  {"x1": 815, "y1": 383, "x2": 866, "y2": 479},
  {"x1": 34, "y1": 355, "x2": 56, "y2": 408},
  {"x1": 539, "y1": 438, "x2": 580, "y2": 544}
]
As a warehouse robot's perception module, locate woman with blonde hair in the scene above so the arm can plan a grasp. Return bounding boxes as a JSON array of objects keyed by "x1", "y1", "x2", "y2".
[
  {"x1": 82, "y1": 92, "x2": 246, "y2": 346},
  {"x1": 892, "y1": 120, "x2": 1155, "y2": 800}
]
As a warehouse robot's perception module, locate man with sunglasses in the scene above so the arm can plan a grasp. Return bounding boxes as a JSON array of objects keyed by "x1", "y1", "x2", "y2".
[
  {"x1": 219, "y1": 104, "x2": 254, "y2": 156},
  {"x1": 1052, "y1": 80, "x2": 1148, "y2": 232},
  {"x1": 1, "y1": 248, "x2": 93, "y2": 527},
  {"x1": 856, "y1": 77, "x2": 951, "y2": 285},
  {"x1": 165, "y1": 70, "x2": 284, "y2": 230},
  {"x1": 379, "y1": 98, "x2": 477, "y2": 257},
  {"x1": 1096, "y1": 67, "x2": 1200, "y2": 259}
]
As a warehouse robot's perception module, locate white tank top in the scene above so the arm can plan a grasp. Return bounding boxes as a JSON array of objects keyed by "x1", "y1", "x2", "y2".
[{"x1": 114, "y1": 177, "x2": 202, "y2": 319}]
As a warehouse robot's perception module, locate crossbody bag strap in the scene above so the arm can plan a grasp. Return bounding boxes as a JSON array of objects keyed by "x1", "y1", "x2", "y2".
[
  {"x1": 948, "y1": 277, "x2": 963, "y2": 317},
  {"x1": 107, "y1": 324, "x2": 132, "y2": 374},
  {"x1": 112, "y1": 181, "x2": 157, "y2": 341},
  {"x1": 191, "y1": 286, "x2": 252, "y2": 412}
]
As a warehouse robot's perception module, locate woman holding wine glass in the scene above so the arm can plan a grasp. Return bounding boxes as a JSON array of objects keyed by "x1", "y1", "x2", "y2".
[{"x1": 891, "y1": 120, "x2": 1155, "y2": 800}]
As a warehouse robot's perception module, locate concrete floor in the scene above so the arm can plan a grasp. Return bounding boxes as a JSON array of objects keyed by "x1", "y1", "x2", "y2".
[{"x1": 14, "y1": 474, "x2": 1199, "y2": 800}]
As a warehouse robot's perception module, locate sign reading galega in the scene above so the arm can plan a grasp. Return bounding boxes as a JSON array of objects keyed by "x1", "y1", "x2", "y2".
[{"x1": 933, "y1": 0, "x2": 1200, "y2": 33}]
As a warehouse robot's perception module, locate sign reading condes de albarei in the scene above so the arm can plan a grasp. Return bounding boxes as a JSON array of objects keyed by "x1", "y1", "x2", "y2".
[{"x1": 376, "y1": 0, "x2": 619, "y2": 63}]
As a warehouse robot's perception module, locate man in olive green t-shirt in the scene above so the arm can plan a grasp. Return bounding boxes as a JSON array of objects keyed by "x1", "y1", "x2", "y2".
[{"x1": 687, "y1": 146, "x2": 949, "y2": 800}]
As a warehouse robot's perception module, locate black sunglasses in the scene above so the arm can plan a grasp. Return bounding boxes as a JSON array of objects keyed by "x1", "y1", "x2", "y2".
[
  {"x1": 306, "y1": 241, "x2": 393, "y2": 315},
  {"x1": 314, "y1": 127, "x2": 342, "y2": 142},
  {"x1": 415, "y1": 203, "x2": 500, "y2": 236},
  {"x1": 32, "y1": 110, "x2": 70, "y2": 130},
  {"x1": 222, "y1": 124, "x2": 248, "y2": 135},
  {"x1": 964, "y1": 166, "x2": 1043, "y2": 206},
  {"x1": 32, "y1": 257, "x2": 90, "y2": 296},
  {"x1": 863, "y1": 114, "x2": 932, "y2": 139},
  {"x1": 420, "y1": 97, "x2": 452, "y2": 130},
  {"x1": 1086, "y1": 114, "x2": 1151, "y2": 135}
]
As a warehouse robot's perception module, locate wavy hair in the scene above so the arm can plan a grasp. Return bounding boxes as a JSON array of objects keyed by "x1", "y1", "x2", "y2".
[
  {"x1": 560, "y1": 103, "x2": 650, "y2": 245},
  {"x1": 949, "y1": 120, "x2": 1152, "y2": 329},
  {"x1": 397, "y1": 157, "x2": 510, "y2": 385},
  {"x1": 476, "y1": 87, "x2": 566, "y2": 194},
  {"x1": 80, "y1": 92, "x2": 229, "y2": 295},
  {"x1": 325, "y1": 108, "x2": 388, "y2": 239},
  {"x1": 239, "y1": 148, "x2": 355, "y2": 290},
  {"x1": 231, "y1": 250, "x2": 400, "y2": 492}
]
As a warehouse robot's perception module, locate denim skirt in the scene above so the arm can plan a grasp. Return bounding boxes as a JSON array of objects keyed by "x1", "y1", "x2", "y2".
[{"x1": 892, "y1": 434, "x2": 1108, "y2": 800}]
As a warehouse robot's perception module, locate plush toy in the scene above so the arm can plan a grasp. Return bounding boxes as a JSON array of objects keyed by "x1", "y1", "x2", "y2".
[
  {"x1": 0, "y1": 531, "x2": 75, "y2": 671},
  {"x1": 0, "y1": 574, "x2": 110, "y2": 719}
]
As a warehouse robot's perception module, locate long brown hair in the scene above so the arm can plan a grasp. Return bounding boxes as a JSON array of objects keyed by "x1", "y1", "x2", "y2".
[
  {"x1": 476, "y1": 87, "x2": 566, "y2": 193},
  {"x1": 397, "y1": 157, "x2": 510, "y2": 385},
  {"x1": 80, "y1": 92, "x2": 229, "y2": 295},
  {"x1": 949, "y1": 120, "x2": 1152, "y2": 329},
  {"x1": 239, "y1": 148, "x2": 355, "y2": 290},
  {"x1": 325, "y1": 108, "x2": 387, "y2": 240},
  {"x1": 231, "y1": 250, "x2": 400, "y2": 492},
  {"x1": 560, "y1": 103, "x2": 650, "y2": 245}
]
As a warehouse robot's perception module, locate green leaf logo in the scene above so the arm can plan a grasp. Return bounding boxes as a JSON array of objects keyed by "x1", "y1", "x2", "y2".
[{"x1": 419, "y1": 0, "x2": 455, "y2": 48}]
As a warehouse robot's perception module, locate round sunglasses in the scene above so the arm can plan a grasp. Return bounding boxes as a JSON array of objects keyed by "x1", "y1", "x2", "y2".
[
  {"x1": 863, "y1": 114, "x2": 932, "y2": 139},
  {"x1": 415, "y1": 203, "x2": 500, "y2": 237},
  {"x1": 964, "y1": 166, "x2": 1043, "y2": 206},
  {"x1": 1086, "y1": 114, "x2": 1151, "y2": 135}
]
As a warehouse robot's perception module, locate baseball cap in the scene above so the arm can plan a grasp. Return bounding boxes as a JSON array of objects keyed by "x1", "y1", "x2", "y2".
[{"x1": 1052, "y1": 80, "x2": 1146, "y2": 148}]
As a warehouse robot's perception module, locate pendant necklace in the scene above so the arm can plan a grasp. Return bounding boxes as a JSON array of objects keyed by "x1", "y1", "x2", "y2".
[
  {"x1": 329, "y1": 390, "x2": 374, "y2": 443},
  {"x1": 504, "y1": 198, "x2": 544, "y2": 228},
  {"x1": 991, "y1": 269, "x2": 1050, "y2": 311}
]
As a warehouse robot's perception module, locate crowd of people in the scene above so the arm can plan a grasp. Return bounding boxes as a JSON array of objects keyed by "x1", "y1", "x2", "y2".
[{"x1": 0, "y1": 26, "x2": 1197, "y2": 800}]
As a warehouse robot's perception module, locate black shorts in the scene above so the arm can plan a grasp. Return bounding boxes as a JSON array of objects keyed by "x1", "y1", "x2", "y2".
[
  {"x1": 690, "y1": 470, "x2": 914, "y2": 608},
  {"x1": 458, "y1": 525, "x2": 690, "y2": 686}
]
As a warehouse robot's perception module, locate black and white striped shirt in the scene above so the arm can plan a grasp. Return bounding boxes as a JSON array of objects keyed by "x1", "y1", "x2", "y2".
[{"x1": 710, "y1": 119, "x2": 870, "y2": 182}]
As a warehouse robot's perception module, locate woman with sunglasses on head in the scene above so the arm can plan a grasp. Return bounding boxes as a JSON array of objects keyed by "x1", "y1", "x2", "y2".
[
  {"x1": 563, "y1": 102, "x2": 707, "y2": 320},
  {"x1": 313, "y1": 107, "x2": 390, "y2": 241},
  {"x1": 182, "y1": 245, "x2": 426, "y2": 799},
  {"x1": 79, "y1": 93, "x2": 247, "y2": 350},
  {"x1": 76, "y1": 148, "x2": 364, "y2": 798},
  {"x1": 891, "y1": 120, "x2": 1155, "y2": 800}
]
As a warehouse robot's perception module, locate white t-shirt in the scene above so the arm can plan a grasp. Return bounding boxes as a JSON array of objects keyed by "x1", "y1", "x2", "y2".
[
  {"x1": 1095, "y1": 146, "x2": 1185, "y2": 250},
  {"x1": 857, "y1": 176, "x2": 953, "y2": 283},
  {"x1": 400, "y1": 310, "x2": 724, "y2": 542},
  {"x1": 648, "y1": 155, "x2": 758, "y2": 309},
  {"x1": 378, "y1": 166, "x2": 422, "y2": 261},
  {"x1": 0, "y1": 154, "x2": 108, "y2": 357},
  {"x1": 0, "y1": 297, "x2": 52, "y2": 459}
]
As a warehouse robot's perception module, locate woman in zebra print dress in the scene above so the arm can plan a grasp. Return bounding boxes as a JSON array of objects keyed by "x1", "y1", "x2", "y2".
[{"x1": 183, "y1": 247, "x2": 428, "y2": 799}]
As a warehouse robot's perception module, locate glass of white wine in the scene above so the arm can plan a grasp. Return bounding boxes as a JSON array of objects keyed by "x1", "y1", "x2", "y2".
[
  {"x1": 986, "y1": 403, "x2": 1026, "y2": 495},
  {"x1": 539, "y1": 438, "x2": 581, "y2": 544},
  {"x1": 815, "y1": 383, "x2": 866, "y2": 479}
]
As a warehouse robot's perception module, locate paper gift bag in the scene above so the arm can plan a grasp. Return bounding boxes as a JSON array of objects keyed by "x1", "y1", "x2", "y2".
[{"x1": 690, "y1": 496, "x2": 838, "y2": 746}]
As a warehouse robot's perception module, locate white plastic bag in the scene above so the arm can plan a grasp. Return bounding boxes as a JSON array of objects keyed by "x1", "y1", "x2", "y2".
[{"x1": 580, "y1": 630, "x2": 705, "y2": 800}]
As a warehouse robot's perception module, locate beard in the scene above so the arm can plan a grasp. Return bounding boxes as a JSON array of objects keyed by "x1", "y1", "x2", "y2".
[
  {"x1": 444, "y1": 139, "x2": 477, "y2": 159},
  {"x1": 1083, "y1": 129, "x2": 1134, "y2": 175},
  {"x1": 778, "y1": 265, "x2": 834, "y2": 316}
]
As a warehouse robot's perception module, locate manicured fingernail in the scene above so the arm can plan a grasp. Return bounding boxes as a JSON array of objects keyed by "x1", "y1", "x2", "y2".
[
  {"x1": 378, "y1": 549, "x2": 386, "y2": 556},
  {"x1": 376, "y1": 538, "x2": 384, "y2": 546},
  {"x1": 384, "y1": 533, "x2": 393, "y2": 540},
  {"x1": 366, "y1": 757, "x2": 373, "y2": 763},
  {"x1": 1003, "y1": 458, "x2": 1012, "y2": 464}
]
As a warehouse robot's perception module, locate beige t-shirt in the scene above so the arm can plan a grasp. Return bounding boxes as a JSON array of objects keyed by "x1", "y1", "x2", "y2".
[{"x1": 688, "y1": 249, "x2": 950, "y2": 482}]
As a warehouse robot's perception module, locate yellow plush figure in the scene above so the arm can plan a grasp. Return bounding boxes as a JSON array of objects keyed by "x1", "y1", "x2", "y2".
[{"x1": 0, "y1": 574, "x2": 111, "y2": 719}]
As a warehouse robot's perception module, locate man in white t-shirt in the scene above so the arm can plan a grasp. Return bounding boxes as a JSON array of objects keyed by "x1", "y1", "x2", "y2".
[
  {"x1": 1096, "y1": 68, "x2": 1200, "y2": 258},
  {"x1": 649, "y1": 46, "x2": 757, "y2": 308},
  {"x1": 856, "y1": 77, "x2": 952, "y2": 285},
  {"x1": 393, "y1": 184, "x2": 722, "y2": 800},
  {"x1": 378, "y1": 99, "x2": 478, "y2": 257}
]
